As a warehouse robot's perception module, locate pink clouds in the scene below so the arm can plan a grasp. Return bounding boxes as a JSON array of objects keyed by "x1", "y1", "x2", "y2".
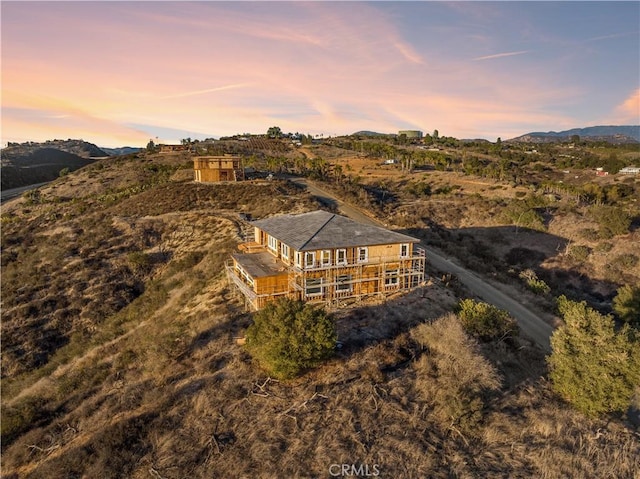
[
  {"x1": 615, "y1": 89, "x2": 640, "y2": 122},
  {"x1": 2, "y1": 2, "x2": 638, "y2": 146}
]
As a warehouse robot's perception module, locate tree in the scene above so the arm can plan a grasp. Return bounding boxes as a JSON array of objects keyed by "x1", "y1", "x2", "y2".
[
  {"x1": 267, "y1": 126, "x2": 282, "y2": 139},
  {"x1": 245, "y1": 298, "x2": 336, "y2": 379},
  {"x1": 613, "y1": 285, "x2": 640, "y2": 326},
  {"x1": 432, "y1": 129, "x2": 439, "y2": 140},
  {"x1": 590, "y1": 205, "x2": 631, "y2": 238},
  {"x1": 548, "y1": 296, "x2": 640, "y2": 417},
  {"x1": 146, "y1": 139, "x2": 156, "y2": 152},
  {"x1": 455, "y1": 299, "x2": 519, "y2": 342}
]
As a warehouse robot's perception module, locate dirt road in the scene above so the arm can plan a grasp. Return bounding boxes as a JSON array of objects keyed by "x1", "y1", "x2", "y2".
[{"x1": 291, "y1": 177, "x2": 554, "y2": 351}]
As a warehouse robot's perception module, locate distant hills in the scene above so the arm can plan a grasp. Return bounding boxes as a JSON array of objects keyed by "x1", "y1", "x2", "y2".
[
  {"x1": 1, "y1": 140, "x2": 140, "y2": 190},
  {"x1": 509, "y1": 125, "x2": 640, "y2": 144},
  {"x1": 101, "y1": 146, "x2": 143, "y2": 156},
  {"x1": 352, "y1": 130, "x2": 390, "y2": 137}
]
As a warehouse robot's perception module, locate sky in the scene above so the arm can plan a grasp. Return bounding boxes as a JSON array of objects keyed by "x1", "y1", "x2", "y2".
[{"x1": 2, "y1": 1, "x2": 639, "y2": 148}]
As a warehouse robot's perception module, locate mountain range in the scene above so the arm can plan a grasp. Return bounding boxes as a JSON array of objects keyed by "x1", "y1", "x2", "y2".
[{"x1": 508, "y1": 125, "x2": 640, "y2": 143}]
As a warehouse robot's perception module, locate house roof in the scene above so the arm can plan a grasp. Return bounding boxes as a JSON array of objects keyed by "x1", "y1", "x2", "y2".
[{"x1": 251, "y1": 210, "x2": 419, "y2": 252}]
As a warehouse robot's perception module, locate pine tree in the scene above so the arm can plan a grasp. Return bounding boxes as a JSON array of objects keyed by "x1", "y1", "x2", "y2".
[
  {"x1": 245, "y1": 298, "x2": 336, "y2": 379},
  {"x1": 613, "y1": 285, "x2": 640, "y2": 326},
  {"x1": 548, "y1": 296, "x2": 640, "y2": 417}
]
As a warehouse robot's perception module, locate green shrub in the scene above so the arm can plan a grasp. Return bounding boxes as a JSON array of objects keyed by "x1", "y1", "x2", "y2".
[
  {"x1": 568, "y1": 244, "x2": 591, "y2": 262},
  {"x1": 578, "y1": 228, "x2": 599, "y2": 241},
  {"x1": 245, "y1": 298, "x2": 336, "y2": 379},
  {"x1": 611, "y1": 253, "x2": 638, "y2": 270},
  {"x1": 589, "y1": 205, "x2": 631, "y2": 238},
  {"x1": 1, "y1": 395, "x2": 48, "y2": 446},
  {"x1": 613, "y1": 285, "x2": 640, "y2": 326},
  {"x1": 519, "y1": 269, "x2": 551, "y2": 295},
  {"x1": 548, "y1": 296, "x2": 640, "y2": 417},
  {"x1": 455, "y1": 299, "x2": 519, "y2": 342},
  {"x1": 595, "y1": 241, "x2": 614, "y2": 253},
  {"x1": 127, "y1": 251, "x2": 153, "y2": 275},
  {"x1": 500, "y1": 203, "x2": 545, "y2": 231}
]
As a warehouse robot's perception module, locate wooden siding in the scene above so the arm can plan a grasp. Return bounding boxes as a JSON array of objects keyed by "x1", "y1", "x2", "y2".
[
  {"x1": 193, "y1": 156, "x2": 244, "y2": 182},
  {"x1": 228, "y1": 227, "x2": 425, "y2": 309}
]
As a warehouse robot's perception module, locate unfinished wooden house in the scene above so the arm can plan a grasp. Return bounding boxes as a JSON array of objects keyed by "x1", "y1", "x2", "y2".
[
  {"x1": 226, "y1": 210, "x2": 426, "y2": 309},
  {"x1": 160, "y1": 144, "x2": 189, "y2": 154},
  {"x1": 193, "y1": 155, "x2": 244, "y2": 182}
]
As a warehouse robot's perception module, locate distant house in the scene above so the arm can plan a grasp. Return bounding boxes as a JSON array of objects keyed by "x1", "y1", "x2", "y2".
[
  {"x1": 193, "y1": 155, "x2": 244, "y2": 182},
  {"x1": 619, "y1": 166, "x2": 640, "y2": 175},
  {"x1": 384, "y1": 159, "x2": 399, "y2": 165},
  {"x1": 595, "y1": 167, "x2": 609, "y2": 177},
  {"x1": 159, "y1": 144, "x2": 189, "y2": 154},
  {"x1": 225, "y1": 210, "x2": 426, "y2": 310}
]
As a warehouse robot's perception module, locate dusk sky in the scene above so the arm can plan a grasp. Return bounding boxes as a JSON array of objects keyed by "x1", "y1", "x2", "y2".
[{"x1": 2, "y1": 1, "x2": 639, "y2": 147}]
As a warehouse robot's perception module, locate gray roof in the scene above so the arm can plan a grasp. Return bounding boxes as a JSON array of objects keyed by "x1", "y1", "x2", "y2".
[{"x1": 251, "y1": 210, "x2": 419, "y2": 252}]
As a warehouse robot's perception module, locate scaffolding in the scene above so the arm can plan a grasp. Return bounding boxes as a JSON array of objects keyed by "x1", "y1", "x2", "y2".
[{"x1": 227, "y1": 247, "x2": 426, "y2": 310}]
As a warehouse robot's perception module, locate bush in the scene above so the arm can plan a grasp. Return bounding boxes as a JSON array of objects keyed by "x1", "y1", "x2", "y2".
[
  {"x1": 519, "y1": 269, "x2": 551, "y2": 295},
  {"x1": 578, "y1": 228, "x2": 599, "y2": 241},
  {"x1": 1, "y1": 395, "x2": 48, "y2": 446},
  {"x1": 590, "y1": 205, "x2": 631, "y2": 238},
  {"x1": 548, "y1": 296, "x2": 640, "y2": 417},
  {"x1": 412, "y1": 314, "x2": 500, "y2": 433},
  {"x1": 455, "y1": 299, "x2": 519, "y2": 342},
  {"x1": 595, "y1": 241, "x2": 613, "y2": 253},
  {"x1": 613, "y1": 285, "x2": 640, "y2": 326},
  {"x1": 611, "y1": 253, "x2": 638, "y2": 270},
  {"x1": 500, "y1": 204, "x2": 545, "y2": 231},
  {"x1": 568, "y1": 244, "x2": 591, "y2": 262},
  {"x1": 245, "y1": 298, "x2": 336, "y2": 379}
]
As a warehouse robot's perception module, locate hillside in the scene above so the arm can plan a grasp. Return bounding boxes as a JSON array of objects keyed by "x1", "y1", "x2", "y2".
[
  {"x1": 1, "y1": 144, "x2": 639, "y2": 478},
  {"x1": 100, "y1": 146, "x2": 143, "y2": 156},
  {"x1": 509, "y1": 125, "x2": 640, "y2": 144},
  {"x1": 1, "y1": 140, "x2": 108, "y2": 190}
]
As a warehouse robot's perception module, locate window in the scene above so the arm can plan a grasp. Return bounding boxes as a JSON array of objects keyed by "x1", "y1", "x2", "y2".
[
  {"x1": 306, "y1": 278, "x2": 323, "y2": 296},
  {"x1": 385, "y1": 270, "x2": 399, "y2": 286},
  {"x1": 357, "y1": 247, "x2": 368, "y2": 263},
  {"x1": 321, "y1": 250, "x2": 331, "y2": 266},
  {"x1": 295, "y1": 252, "x2": 302, "y2": 268},
  {"x1": 336, "y1": 274, "x2": 351, "y2": 292},
  {"x1": 268, "y1": 235, "x2": 278, "y2": 252},
  {"x1": 400, "y1": 243, "x2": 409, "y2": 258},
  {"x1": 305, "y1": 252, "x2": 316, "y2": 268},
  {"x1": 281, "y1": 243, "x2": 290, "y2": 260},
  {"x1": 336, "y1": 249, "x2": 347, "y2": 265}
]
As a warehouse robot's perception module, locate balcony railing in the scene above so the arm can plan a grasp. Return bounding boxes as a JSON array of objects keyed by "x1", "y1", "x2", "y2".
[{"x1": 292, "y1": 250, "x2": 426, "y2": 273}]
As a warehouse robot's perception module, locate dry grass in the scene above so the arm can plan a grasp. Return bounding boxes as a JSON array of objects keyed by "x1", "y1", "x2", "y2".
[
  {"x1": 4, "y1": 305, "x2": 638, "y2": 478},
  {"x1": 2, "y1": 149, "x2": 639, "y2": 478}
]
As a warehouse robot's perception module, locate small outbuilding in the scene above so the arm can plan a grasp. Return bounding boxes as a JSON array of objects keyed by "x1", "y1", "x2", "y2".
[{"x1": 193, "y1": 155, "x2": 244, "y2": 182}]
